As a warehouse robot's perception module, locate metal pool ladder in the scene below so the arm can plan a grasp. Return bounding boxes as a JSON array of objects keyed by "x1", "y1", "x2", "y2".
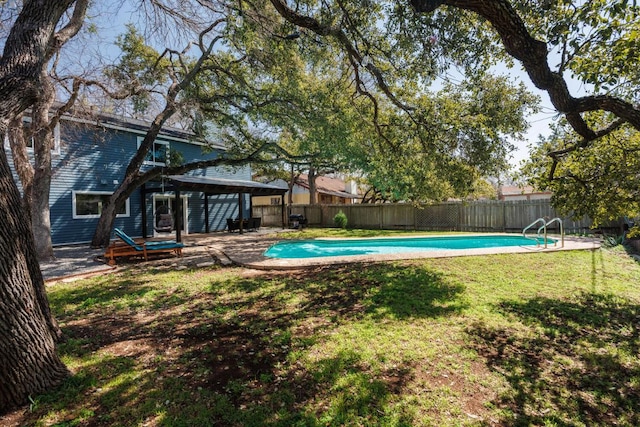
[{"x1": 522, "y1": 217, "x2": 565, "y2": 248}]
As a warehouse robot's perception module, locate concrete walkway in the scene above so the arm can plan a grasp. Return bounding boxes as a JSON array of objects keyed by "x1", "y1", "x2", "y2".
[{"x1": 39, "y1": 229, "x2": 283, "y2": 282}]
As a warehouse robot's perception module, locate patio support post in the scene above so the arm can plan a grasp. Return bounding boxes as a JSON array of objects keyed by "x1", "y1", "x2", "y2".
[
  {"x1": 175, "y1": 189, "x2": 182, "y2": 242},
  {"x1": 238, "y1": 192, "x2": 244, "y2": 234},
  {"x1": 141, "y1": 183, "x2": 148, "y2": 238},
  {"x1": 281, "y1": 195, "x2": 286, "y2": 228},
  {"x1": 204, "y1": 193, "x2": 210, "y2": 234}
]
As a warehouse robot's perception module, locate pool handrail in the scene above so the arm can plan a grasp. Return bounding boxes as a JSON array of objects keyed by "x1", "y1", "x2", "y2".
[
  {"x1": 537, "y1": 217, "x2": 564, "y2": 248},
  {"x1": 523, "y1": 218, "x2": 547, "y2": 248}
]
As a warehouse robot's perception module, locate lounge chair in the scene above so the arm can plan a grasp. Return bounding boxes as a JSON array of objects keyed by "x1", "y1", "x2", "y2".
[{"x1": 104, "y1": 227, "x2": 184, "y2": 266}]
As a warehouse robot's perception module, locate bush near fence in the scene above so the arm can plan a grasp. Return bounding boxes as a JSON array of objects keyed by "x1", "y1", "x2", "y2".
[{"x1": 252, "y1": 200, "x2": 622, "y2": 234}]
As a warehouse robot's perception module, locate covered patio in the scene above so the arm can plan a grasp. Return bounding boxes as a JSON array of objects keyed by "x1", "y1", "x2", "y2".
[{"x1": 140, "y1": 175, "x2": 288, "y2": 242}]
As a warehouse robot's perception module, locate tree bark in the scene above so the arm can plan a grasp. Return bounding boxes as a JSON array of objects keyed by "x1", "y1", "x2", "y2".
[
  {"x1": 30, "y1": 71, "x2": 56, "y2": 261},
  {"x1": 0, "y1": 149, "x2": 68, "y2": 413},
  {"x1": 7, "y1": 114, "x2": 34, "y2": 215},
  {"x1": 308, "y1": 167, "x2": 318, "y2": 205},
  {"x1": 0, "y1": 0, "x2": 85, "y2": 412}
]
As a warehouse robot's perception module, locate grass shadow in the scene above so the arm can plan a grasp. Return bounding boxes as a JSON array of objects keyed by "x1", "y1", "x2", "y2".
[
  {"x1": 467, "y1": 292, "x2": 640, "y2": 426},
  {"x1": 17, "y1": 261, "x2": 467, "y2": 426}
]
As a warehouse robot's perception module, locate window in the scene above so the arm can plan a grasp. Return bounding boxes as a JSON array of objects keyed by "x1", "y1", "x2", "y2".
[
  {"x1": 3, "y1": 120, "x2": 61, "y2": 154},
  {"x1": 138, "y1": 137, "x2": 169, "y2": 166},
  {"x1": 270, "y1": 197, "x2": 281, "y2": 205},
  {"x1": 72, "y1": 191, "x2": 130, "y2": 219}
]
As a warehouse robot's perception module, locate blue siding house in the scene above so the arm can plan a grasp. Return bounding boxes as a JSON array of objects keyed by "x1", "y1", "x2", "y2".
[{"x1": 7, "y1": 111, "x2": 254, "y2": 245}]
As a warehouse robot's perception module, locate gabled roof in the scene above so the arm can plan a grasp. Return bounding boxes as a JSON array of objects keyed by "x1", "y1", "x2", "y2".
[
  {"x1": 499, "y1": 185, "x2": 552, "y2": 196},
  {"x1": 295, "y1": 174, "x2": 361, "y2": 199},
  {"x1": 53, "y1": 102, "x2": 225, "y2": 150}
]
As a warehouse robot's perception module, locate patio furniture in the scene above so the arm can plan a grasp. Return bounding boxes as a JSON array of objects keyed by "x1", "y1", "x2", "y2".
[
  {"x1": 248, "y1": 217, "x2": 261, "y2": 231},
  {"x1": 227, "y1": 218, "x2": 240, "y2": 232},
  {"x1": 104, "y1": 227, "x2": 184, "y2": 266},
  {"x1": 227, "y1": 217, "x2": 259, "y2": 232},
  {"x1": 289, "y1": 214, "x2": 307, "y2": 229},
  {"x1": 154, "y1": 213, "x2": 173, "y2": 233}
]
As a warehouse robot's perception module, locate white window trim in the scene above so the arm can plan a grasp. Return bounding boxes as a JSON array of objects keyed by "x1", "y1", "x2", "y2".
[
  {"x1": 3, "y1": 119, "x2": 61, "y2": 154},
  {"x1": 137, "y1": 136, "x2": 169, "y2": 166},
  {"x1": 72, "y1": 190, "x2": 130, "y2": 219}
]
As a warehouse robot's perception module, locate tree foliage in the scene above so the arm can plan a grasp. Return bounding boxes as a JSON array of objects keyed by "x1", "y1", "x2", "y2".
[
  {"x1": 267, "y1": 0, "x2": 640, "y2": 218},
  {"x1": 524, "y1": 118, "x2": 640, "y2": 225},
  {"x1": 222, "y1": 1, "x2": 538, "y2": 203}
]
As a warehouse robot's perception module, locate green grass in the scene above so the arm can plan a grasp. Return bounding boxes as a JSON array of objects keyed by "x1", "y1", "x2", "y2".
[{"x1": 12, "y1": 243, "x2": 640, "y2": 426}]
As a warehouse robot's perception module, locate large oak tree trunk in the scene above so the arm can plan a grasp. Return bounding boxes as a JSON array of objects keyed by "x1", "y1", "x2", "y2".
[
  {"x1": 0, "y1": 0, "x2": 88, "y2": 412},
  {"x1": 0, "y1": 149, "x2": 68, "y2": 413}
]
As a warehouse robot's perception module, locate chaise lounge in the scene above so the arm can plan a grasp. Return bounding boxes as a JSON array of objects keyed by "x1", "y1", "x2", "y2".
[{"x1": 104, "y1": 228, "x2": 184, "y2": 266}]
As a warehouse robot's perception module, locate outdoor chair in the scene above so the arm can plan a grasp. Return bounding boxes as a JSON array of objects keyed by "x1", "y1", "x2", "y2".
[
  {"x1": 246, "y1": 217, "x2": 261, "y2": 231},
  {"x1": 227, "y1": 218, "x2": 239, "y2": 232},
  {"x1": 104, "y1": 227, "x2": 184, "y2": 266},
  {"x1": 154, "y1": 213, "x2": 173, "y2": 233}
]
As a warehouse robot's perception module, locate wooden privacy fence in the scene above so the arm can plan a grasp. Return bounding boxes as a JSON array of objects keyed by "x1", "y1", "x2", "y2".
[{"x1": 253, "y1": 200, "x2": 609, "y2": 233}]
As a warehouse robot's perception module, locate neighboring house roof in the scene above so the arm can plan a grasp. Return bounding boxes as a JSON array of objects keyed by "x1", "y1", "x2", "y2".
[
  {"x1": 295, "y1": 174, "x2": 361, "y2": 199},
  {"x1": 498, "y1": 185, "x2": 552, "y2": 198}
]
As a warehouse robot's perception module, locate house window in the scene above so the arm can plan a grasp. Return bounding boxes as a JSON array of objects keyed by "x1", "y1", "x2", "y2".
[
  {"x1": 72, "y1": 191, "x2": 130, "y2": 219},
  {"x1": 270, "y1": 197, "x2": 281, "y2": 205},
  {"x1": 3, "y1": 121, "x2": 61, "y2": 154},
  {"x1": 138, "y1": 137, "x2": 169, "y2": 166}
]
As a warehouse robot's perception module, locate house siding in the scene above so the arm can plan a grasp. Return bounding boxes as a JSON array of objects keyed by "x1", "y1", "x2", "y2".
[{"x1": 8, "y1": 117, "x2": 251, "y2": 245}]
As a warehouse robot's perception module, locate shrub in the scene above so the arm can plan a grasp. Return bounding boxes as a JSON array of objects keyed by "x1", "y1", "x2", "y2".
[
  {"x1": 334, "y1": 210, "x2": 348, "y2": 229},
  {"x1": 627, "y1": 226, "x2": 640, "y2": 239}
]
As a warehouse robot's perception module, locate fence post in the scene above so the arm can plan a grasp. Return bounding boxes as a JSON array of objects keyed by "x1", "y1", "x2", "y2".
[{"x1": 503, "y1": 202, "x2": 506, "y2": 232}]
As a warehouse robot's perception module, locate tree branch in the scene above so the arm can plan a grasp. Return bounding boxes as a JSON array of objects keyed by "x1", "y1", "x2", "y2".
[{"x1": 45, "y1": 0, "x2": 89, "y2": 62}]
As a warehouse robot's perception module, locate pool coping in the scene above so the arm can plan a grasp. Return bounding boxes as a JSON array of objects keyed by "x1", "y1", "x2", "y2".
[{"x1": 213, "y1": 233, "x2": 602, "y2": 270}]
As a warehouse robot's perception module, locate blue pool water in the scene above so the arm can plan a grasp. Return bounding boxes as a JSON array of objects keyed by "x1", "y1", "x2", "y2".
[{"x1": 263, "y1": 235, "x2": 553, "y2": 259}]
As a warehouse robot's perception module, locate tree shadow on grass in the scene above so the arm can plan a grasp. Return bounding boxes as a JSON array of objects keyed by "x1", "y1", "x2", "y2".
[
  {"x1": 249, "y1": 263, "x2": 468, "y2": 321},
  {"x1": 13, "y1": 262, "x2": 465, "y2": 426},
  {"x1": 467, "y1": 292, "x2": 640, "y2": 426}
]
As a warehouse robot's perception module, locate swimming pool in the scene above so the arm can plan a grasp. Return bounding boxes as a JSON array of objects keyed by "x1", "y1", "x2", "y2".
[{"x1": 263, "y1": 234, "x2": 554, "y2": 259}]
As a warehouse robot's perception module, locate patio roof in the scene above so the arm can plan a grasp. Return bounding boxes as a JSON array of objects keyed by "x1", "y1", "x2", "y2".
[
  {"x1": 140, "y1": 175, "x2": 287, "y2": 241},
  {"x1": 167, "y1": 175, "x2": 288, "y2": 196}
]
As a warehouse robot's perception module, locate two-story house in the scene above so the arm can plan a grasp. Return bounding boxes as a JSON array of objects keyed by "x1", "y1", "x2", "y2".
[{"x1": 6, "y1": 109, "x2": 285, "y2": 245}]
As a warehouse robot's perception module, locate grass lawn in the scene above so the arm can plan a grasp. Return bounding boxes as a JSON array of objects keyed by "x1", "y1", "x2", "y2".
[{"x1": 5, "y1": 234, "x2": 640, "y2": 426}]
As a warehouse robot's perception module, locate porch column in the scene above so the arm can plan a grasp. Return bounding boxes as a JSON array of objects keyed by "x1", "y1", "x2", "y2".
[
  {"x1": 175, "y1": 189, "x2": 182, "y2": 242},
  {"x1": 281, "y1": 194, "x2": 286, "y2": 228},
  {"x1": 141, "y1": 183, "x2": 148, "y2": 238},
  {"x1": 238, "y1": 192, "x2": 244, "y2": 234},
  {"x1": 204, "y1": 193, "x2": 210, "y2": 234}
]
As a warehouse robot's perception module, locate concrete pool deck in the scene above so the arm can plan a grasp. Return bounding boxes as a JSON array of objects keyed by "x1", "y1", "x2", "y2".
[
  {"x1": 40, "y1": 230, "x2": 602, "y2": 281},
  {"x1": 210, "y1": 232, "x2": 602, "y2": 270}
]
